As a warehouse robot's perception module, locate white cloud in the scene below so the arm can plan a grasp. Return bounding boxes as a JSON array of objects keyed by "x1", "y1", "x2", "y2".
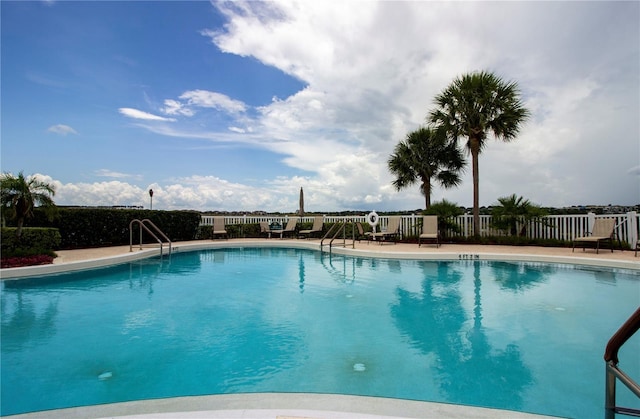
[
  {"x1": 119, "y1": 108, "x2": 176, "y2": 121},
  {"x1": 111, "y1": 1, "x2": 638, "y2": 210},
  {"x1": 178, "y1": 90, "x2": 247, "y2": 113},
  {"x1": 161, "y1": 99, "x2": 195, "y2": 117},
  {"x1": 47, "y1": 124, "x2": 78, "y2": 136},
  {"x1": 94, "y1": 169, "x2": 142, "y2": 181}
]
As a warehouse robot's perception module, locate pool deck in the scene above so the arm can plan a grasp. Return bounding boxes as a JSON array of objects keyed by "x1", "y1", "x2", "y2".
[
  {"x1": 2, "y1": 238, "x2": 637, "y2": 419},
  {"x1": 2, "y1": 238, "x2": 638, "y2": 280}
]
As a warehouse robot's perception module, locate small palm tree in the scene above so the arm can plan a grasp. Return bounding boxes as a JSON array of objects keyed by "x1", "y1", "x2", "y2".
[
  {"x1": 429, "y1": 71, "x2": 530, "y2": 236},
  {"x1": 388, "y1": 126, "x2": 465, "y2": 209},
  {"x1": 1, "y1": 172, "x2": 56, "y2": 239},
  {"x1": 491, "y1": 194, "x2": 547, "y2": 236}
]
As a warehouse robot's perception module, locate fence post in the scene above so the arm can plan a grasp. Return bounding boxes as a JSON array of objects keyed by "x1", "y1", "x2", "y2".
[
  {"x1": 627, "y1": 211, "x2": 638, "y2": 247},
  {"x1": 587, "y1": 212, "x2": 596, "y2": 234}
]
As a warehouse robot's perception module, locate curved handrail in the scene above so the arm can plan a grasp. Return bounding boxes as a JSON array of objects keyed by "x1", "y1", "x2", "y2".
[
  {"x1": 604, "y1": 306, "x2": 640, "y2": 418},
  {"x1": 604, "y1": 307, "x2": 640, "y2": 365},
  {"x1": 129, "y1": 219, "x2": 172, "y2": 256},
  {"x1": 320, "y1": 223, "x2": 342, "y2": 248}
]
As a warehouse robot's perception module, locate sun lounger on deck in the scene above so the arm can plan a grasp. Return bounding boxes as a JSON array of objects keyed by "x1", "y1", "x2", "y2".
[
  {"x1": 572, "y1": 218, "x2": 616, "y2": 254},
  {"x1": 418, "y1": 215, "x2": 440, "y2": 247},
  {"x1": 212, "y1": 217, "x2": 228, "y2": 240},
  {"x1": 298, "y1": 216, "x2": 324, "y2": 239},
  {"x1": 370, "y1": 216, "x2": 400, "y2": 244},
  {"x1": 279, "y1": 217, "x2": 298, "y2": 239}
]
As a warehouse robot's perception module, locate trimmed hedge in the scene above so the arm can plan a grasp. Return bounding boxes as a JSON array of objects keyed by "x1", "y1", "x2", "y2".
[
  {"x1": 24, "y1": 208, "x2": 201, "y2": 249},
  {"x1": 1, "y1": 227, "x2": 61, "y2": 257}
]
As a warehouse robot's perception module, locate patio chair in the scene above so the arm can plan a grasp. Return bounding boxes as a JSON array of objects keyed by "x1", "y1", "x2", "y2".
[
  {"x1": 355, "y1": 221, "x2": 372, "y2": 243},
  {"x1": 212, "y1": 216, "x2": 228, "y2": 240},
  {"x1": 418, "y1": 215, "x2": 440, "y2": 248},
  {"x1": 298, "y1": 216, "x2": 324, "y2": 239},
  {"x1": 259, "y1": 222, "x2": 273, "y2": 238},
  {"x1": 370, "y1": 216, "x2": 401, "y2": 244},
  {"x1": 279, "y1": 217, "x2": 299, "y2": 239},
  {"x1": 572, "y1": 218, "x2": 616, "y2": 254}
]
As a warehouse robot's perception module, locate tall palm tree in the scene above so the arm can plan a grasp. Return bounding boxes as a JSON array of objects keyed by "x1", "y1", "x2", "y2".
[
  {"x1": 388, "y1": 126, "x2": 465, "y2": 209},
  {"x1": 429, "y1": 71, "x2": 530, "y2": 236},
  {"x1": 0, "y1": 171, "x2": 56, "y2": 239}
]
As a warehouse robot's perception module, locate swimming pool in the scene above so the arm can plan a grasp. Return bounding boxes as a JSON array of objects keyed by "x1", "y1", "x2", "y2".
[{"x1": 1, "y1": 247, "x2": 639, "y2": 418}]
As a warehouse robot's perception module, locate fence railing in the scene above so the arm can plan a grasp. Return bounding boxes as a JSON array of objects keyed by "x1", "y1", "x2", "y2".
[{"x1": 200, "y1": 211, "x2": 639, "y2": 246}]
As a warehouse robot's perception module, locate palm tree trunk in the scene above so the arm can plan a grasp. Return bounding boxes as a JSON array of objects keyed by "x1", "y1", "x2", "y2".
[
  {"x1": 422, "y1": 179, "x2": 432, "y2": 210},
  {"x1": 15, "y1": 218, "x2": 24, "y2": 240},
  {"x1": 470, "y1": 137, "x2": 481, "y2": 236}
]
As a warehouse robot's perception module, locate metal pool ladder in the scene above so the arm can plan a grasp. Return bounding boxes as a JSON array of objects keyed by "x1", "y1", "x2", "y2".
[
  {"x1": 604, "y1": 307, "x2": 640, "y2": 418},
  {"x1": 129, "y1": 218, "x2": 172, "y2": 256},
  {"x1": 320, "y1": 220, "x2": 352, "y2": 254}
]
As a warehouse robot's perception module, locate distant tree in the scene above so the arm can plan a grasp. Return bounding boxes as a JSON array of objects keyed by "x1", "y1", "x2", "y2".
[
  {"x1": 424, "y1": 199, "x2": 464, "y2": 238},
  {"x1": 491, "y1": 194, "x2": 547, "y2": 236},
  {"x1": 429, "y1": 71, "x2": 530, "y2": 236},
  {"x1": 388, "y1": 126, "x2": 465, "y2": 209},
  {"x1": 1, "y1": 171, "x2": 56, "y2": 239}
]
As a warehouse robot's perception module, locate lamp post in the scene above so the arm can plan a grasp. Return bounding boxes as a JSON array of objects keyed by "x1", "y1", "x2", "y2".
[{"x1": 149, "y1": 189, "x2": 154, "y2": 210}]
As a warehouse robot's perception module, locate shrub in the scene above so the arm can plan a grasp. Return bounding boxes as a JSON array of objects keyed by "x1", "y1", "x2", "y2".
[
  {"x1": 1, "y1": 227, "x2": 61, "y2": 258},
  {"x1": 26, "y1": 208, "x2": 201, "y2": 249}
]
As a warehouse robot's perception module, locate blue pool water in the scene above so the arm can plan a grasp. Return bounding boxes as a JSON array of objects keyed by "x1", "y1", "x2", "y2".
[{"x1": 1, "y1": 248, "x2": 639, "y2": 418}]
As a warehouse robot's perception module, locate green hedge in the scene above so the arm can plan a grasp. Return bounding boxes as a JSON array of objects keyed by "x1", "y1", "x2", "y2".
[
  {"x1": 24, "y1": 208, "x2": 201, "y2": 249},
  {"x1": 1, "y1": 227, "x2": 61, "y2": 257}
]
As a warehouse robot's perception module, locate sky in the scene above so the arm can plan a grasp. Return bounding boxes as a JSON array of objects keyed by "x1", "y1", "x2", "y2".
[{"x1": 1, "y1": 1, "x2": 639, "y2": 213}]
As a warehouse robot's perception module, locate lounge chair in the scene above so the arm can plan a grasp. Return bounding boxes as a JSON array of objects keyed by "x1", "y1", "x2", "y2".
[
  {"x1": 572, "y1": 218, "x2": 616, "y2": 254},
  {"x1": 418, "y1": 216, "x2": 440, "y2": 248},
  {"x1": 370, "y1": 216, "x2": 401, "y2": 244},
  {"x1": 355, "y1": 222, "x2": 372, "y2": 243},
  {"x1": 259, "y1": 222, "x2": 273, "y2": 238},
  {"x1": 298, "y1": 216, "x2": 324, "y2": 239},
  {"x1": 278, "y1": 217, "x2": 299, "y2": 239},
  {"x1": 212, "y1": 216, "x2": 228, "y2": 240}
]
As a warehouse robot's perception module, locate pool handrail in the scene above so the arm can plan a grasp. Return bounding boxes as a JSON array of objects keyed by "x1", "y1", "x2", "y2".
[
  {"x1": 604, "y1": 306, "x2": 640, "y2": 418},
  {"x1": 129, "y1": 218, "x2": 172, "y2": 256}
]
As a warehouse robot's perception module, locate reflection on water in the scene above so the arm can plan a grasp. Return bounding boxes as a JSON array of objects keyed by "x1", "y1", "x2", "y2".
[
  {"x1": 490, "y1": 261, "x2": 553, "y2": 292},
  {"x1": 0, "y1": 292, "x2": 59, "y2": 353},
  {"x1": 391, "y1": 261, "x2": 534, "y2": 410}
]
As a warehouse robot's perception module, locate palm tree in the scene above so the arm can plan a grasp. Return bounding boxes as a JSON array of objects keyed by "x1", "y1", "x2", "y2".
[
  {"x1": 1, "y1": 171, "x2": 56, "y2": 239},
  {"x1": 429, "y1": 71, "x2": 530, "y2": 236},
  {"x1": 388, "y1": 126, "x2": 465, "y2": 209},
  {"x1": 491, "y1": 194, "x2": 547, "y2": 236}
]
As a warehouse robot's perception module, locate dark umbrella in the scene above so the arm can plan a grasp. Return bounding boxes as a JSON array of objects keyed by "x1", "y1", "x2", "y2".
[{"x1": 299, "y1": 187, "x2": 304, "y2": 217}]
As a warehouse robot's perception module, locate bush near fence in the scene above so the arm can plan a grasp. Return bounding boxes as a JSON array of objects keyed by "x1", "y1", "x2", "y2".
[
  {"x1": 1, "y1": 227, "x2": 61, "y2": 257},
  {"x1": 23, "y1": 207, "x2": 201, "y2": 249}
]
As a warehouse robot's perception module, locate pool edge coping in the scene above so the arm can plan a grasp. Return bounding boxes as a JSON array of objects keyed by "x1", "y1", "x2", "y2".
[{"x1": 1, "y1": 392, "x2": 562, "y2": 419}]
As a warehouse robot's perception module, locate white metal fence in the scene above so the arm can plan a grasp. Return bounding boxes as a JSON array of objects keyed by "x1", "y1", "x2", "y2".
[{"x1": 201, "y1": 212, "x2": 639, "y2": 245}]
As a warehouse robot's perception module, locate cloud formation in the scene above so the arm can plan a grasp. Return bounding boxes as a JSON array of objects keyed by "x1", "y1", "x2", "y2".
[
  {"x1": 119, "y1": 108, "x2": 176, "y2": 122},
  {"x1": 99, "y1": 1, "x2": 638, "y2": 210},
  {"x1": 47, "y1": 124, "x2": 77, "y2": 136}
]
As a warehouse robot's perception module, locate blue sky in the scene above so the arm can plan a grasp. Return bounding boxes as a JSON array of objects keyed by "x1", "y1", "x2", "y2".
[{"x1": 2, "y1": 1, "x2": 639, "y2": 212}]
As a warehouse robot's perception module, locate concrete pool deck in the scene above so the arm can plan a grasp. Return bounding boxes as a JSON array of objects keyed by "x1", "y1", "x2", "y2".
[
  {"x1": 2, "y1": 238, "x2": 638, "y2": 418},
  {"x1": 2, "y1": 238, "x2": 638, "y2": 280}
]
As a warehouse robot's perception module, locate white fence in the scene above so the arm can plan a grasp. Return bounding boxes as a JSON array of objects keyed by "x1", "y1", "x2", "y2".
[{"x1": 201, "y1": 212, "x2": 639, "y2": 246}]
